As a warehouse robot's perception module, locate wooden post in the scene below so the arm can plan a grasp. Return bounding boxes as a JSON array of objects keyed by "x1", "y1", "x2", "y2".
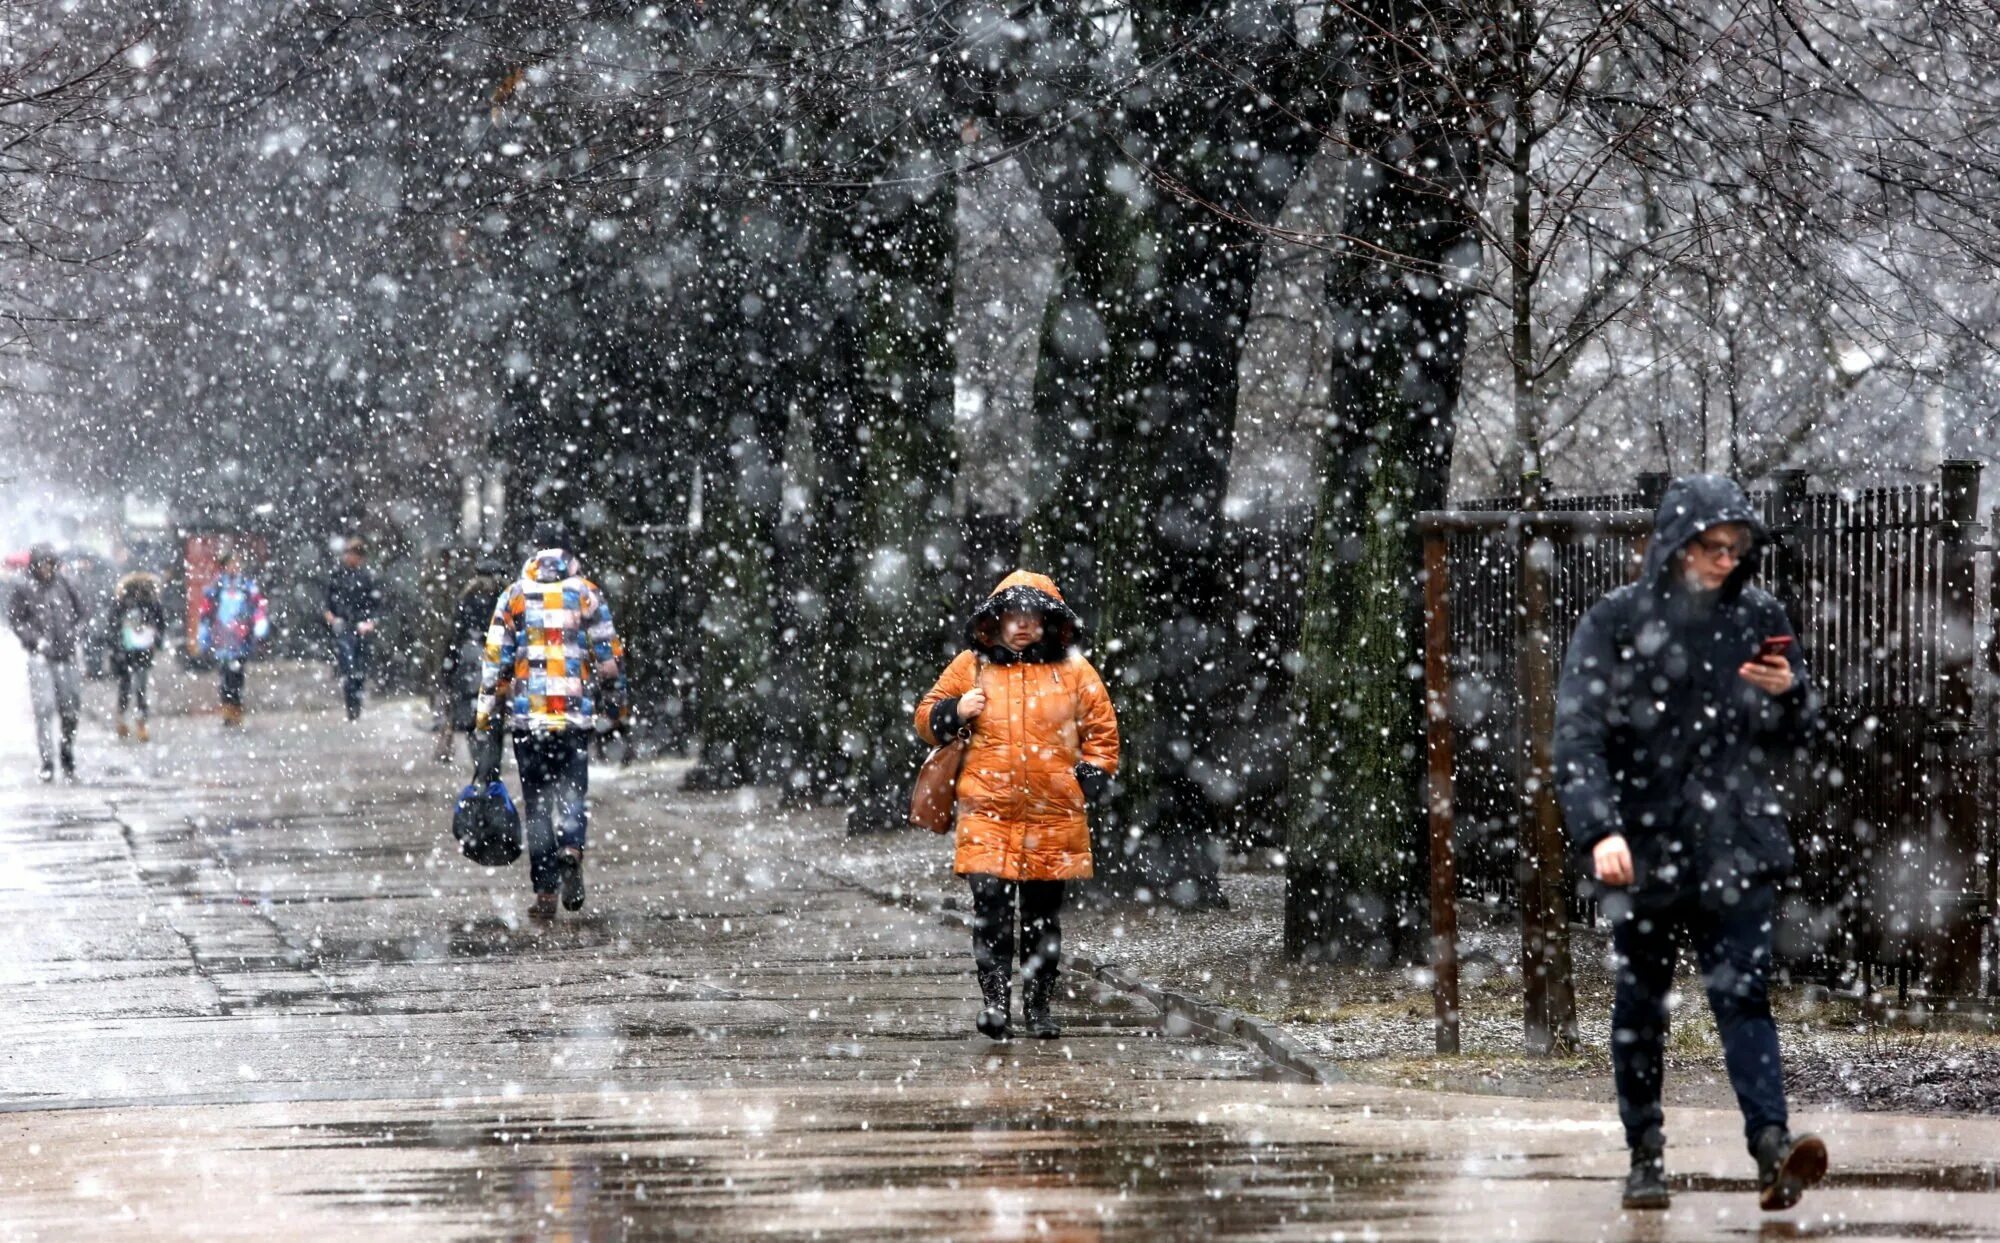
[
  {"x1": 1423, "y1": 508, "x2": 1649, "y2": 1053},
  {"x1": 1932, "y1": 460, "x2": 1984, "y2": 998},
  {"x1": 1424, "y1": 531, "x2": 1461, "y2": 1054},
  {"x1": 1517, "y1": 517, "x2": 1577, "y2": 1055}
]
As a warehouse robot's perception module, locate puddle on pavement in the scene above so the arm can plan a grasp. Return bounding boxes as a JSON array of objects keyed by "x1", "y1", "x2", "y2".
[
  {"x1": 1674, "y1": 1165, "x2": 2000, "y2": 1196},
  {"x1": 274, "y1": 1109, "x2": 1424, "y2": 1241}
]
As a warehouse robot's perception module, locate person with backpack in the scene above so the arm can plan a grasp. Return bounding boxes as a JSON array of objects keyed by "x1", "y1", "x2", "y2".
[
  {"x1": 323, "y1": 538, "x2": 383, "y2": 721},
  {"x1": 473, "y1": 524, "x2": 626, "y2": 922},
  {"x1": 914, "y1": 571, "x2": 1119, "y2": 1040},
  {"x1": 1555, "y1": 474, "x2": 1827, "y2": 1214},
  {"x1": 8, "y1": 546, "x2": 86, "y2": 781},
  {"x1": 196, "y1": 550, "x2": 268, "y2": 728},
  {"x1": 108, "y1": 571, "x2": 166, "y2": 742}
]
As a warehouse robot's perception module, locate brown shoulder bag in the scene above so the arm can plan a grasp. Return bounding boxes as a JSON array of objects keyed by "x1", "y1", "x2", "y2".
[{"x1": 909, "y1": 658, "x2": 980, "y2": 834}]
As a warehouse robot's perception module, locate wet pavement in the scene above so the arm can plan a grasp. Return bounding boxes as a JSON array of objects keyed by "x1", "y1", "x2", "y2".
[{"x1": 4, "y1": 657, "x2": 2000, "y2": 1240}]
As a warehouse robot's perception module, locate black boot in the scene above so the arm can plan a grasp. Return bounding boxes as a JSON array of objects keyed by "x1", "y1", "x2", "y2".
[
  {"x1": 1022, "y1": 972, "x2": 1061, "y2": 1039},
  {"x1": 557, "y1": 847, "x2": 585, "y2": 911},
  {"x1": 975, "y1": 967, "x2": 1012, "y2": 1040},
  {"x1": 1622, "y1": 1138, "x2": 1670, "y2": 1210},
  {"x1": 1751, "y1": 1125, "x2": 1826, "y2": 1211}
]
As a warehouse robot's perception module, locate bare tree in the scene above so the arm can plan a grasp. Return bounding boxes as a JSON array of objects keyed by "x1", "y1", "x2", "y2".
[{"x1": 0, "y1": 3, "x2": 156, "y2": 360}]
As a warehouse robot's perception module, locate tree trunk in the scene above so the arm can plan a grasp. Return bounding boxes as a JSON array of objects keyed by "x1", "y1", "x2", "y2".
[
  {"x1": 1284, "y1": 0, "x2": 1484, "y2": 962},
  {"x1": 1013, "y1": 12, "x2": 1333, "y2": 905},
  {"x1": 684, "y1": 200, "x2": 793, "y2": 791},
  {"x1": 838, "y1": 177, "x2": 962, "y2": 833}
]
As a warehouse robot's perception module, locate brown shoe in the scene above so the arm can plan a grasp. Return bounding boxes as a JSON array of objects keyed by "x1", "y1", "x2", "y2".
[
  {"x1": 528, "y1": 892, "x2": 558, "y2": 922},
  {"x1": 220, "y1": 705, "x2": 242, "y2": 728},
  {"x1": 135, "y1": 720, "x2": 149, "y2": 743},
  {"x1": 116, "y1": 717, "x2": 129, "y2": 740},
  {"x1": 1754, "y1": 1127, "x2": 1828, "y2": 1211}
]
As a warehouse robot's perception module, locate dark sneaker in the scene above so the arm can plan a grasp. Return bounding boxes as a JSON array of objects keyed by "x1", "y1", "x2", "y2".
[
  {"x1": 1622, "y1": 1146, "x2": 1670, "y2": 1210},
  {"x1": 557, "y1": 847, "x2": 585, "y2": 911},
  {"x1": 1753, "y1": 1127, "x2": 1827, "y2": 1211},
  {"x1": 527, "y1": 892, "x2": 558, "y2": 923}
]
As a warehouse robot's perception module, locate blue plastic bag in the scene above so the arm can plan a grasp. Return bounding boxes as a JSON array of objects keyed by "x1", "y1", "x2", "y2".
[{"x1": 452, "y1": 781, "x2": 522, "y2": 867}]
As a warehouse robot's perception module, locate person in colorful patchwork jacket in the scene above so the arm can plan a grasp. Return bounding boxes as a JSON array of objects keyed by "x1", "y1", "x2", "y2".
[
  {"x1": 473, "y1": 522, "x2": 627, "y2": 922},
  {"x1": 196, "y1": 551, "x2": 269, "y2": 728}
]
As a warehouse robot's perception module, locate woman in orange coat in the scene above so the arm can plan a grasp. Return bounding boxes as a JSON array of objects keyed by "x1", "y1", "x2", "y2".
[{"x1": 916, "y1": 571, "x2": 1119, "y2": 1040}]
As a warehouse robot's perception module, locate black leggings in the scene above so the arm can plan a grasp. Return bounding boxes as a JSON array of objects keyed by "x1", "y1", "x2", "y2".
[
  {"x1": 218, "y1": 659, "x2": 246, "y2": 707},
  {"x1": 116, "y1": 657, "x2": 152, "y2": 717},
  {"x1": 969, "y1": 874, "x2": 1065, "y2": 983}
]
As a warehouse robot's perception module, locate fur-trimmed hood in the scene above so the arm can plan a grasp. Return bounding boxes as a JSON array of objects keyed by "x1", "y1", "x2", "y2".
[
  {"x1": 967, "y1": 570, "x2": 1083, "y2": 664},
  {"x1": 116, "y1": 571, "x2": 162, "y2": 601}
]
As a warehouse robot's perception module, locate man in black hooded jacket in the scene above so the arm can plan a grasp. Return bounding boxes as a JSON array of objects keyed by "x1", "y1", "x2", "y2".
[
  {"x1": 323, "y1": 539, "x2": 382, "y2": 721},
  {"x1": 1555, "y1": 474, "x2": 1827, "y2": 1213}
]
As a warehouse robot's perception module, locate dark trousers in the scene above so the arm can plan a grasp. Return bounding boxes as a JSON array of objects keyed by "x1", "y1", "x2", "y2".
[
  {"x1": 334, "y1": 633, "x2": 372, "y2": 717},
  {"x1": 1610, "y1": 885, "x2": 1789, "y2": 1150},
  {"x1": 514, "y1": 733, "x2": 589, "y2": 894},
  {"x1": 218, "y1": 659, "x2": 246, "y2": 707},
  {"x1": 116, "y1": 656, "x2": 152, "y2": 717},
  {"x1": 968, "y1": 874, "x2": 1065, "y2": 984}
]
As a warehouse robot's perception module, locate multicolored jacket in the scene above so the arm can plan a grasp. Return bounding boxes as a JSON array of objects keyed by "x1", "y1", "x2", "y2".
[
  {"x1": 198, "y1": 572, "x2": 269, "y2": 661},
  {"x1": 475, "y1": 550, "x2": 626, "y2": 735}
]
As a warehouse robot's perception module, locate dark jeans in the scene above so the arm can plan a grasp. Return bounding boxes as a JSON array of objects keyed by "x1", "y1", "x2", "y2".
[
  {"x1": 116, "y1": 655, "x2": 152, "y2": 717},
  {"x1": 1610, "y1": 884, "x2": 1788, "y2": 1151},
  {"x1": 968, "y1": 874, "x2": 1065, "y2": 984},
  {"x1": 218, "y1": 658, "x2": 246, "y2": 707},
  {"x1": 514, "y1": 733, "x2": 589, "y2": 894},
  {"x1": 334, "y1": 632, "x2": 372, "y2": 717}
]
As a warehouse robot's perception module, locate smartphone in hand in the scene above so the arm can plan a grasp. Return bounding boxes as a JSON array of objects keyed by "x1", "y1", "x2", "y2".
[{"x1": 1756, "y1": 635, "x2": 1794, "y2": 662}]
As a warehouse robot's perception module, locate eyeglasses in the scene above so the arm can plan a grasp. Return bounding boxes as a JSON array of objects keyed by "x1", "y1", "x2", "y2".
[{"x1": 1691, "y1": 533, "x2": 1752, "y2": 562}]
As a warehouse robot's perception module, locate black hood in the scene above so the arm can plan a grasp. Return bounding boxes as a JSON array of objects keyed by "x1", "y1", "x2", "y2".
[
  {"x1": 966, "y1": 582, "x2": 1084, "y2": 664},
  {"x1": 1638, "y1": 474, "x2": 1767, "y2": 600}
]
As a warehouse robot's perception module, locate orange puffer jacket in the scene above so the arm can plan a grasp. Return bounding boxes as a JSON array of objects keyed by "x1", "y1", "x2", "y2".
[{"x1": 914, "y1": 572, "x2": 1120, "y2": 881}]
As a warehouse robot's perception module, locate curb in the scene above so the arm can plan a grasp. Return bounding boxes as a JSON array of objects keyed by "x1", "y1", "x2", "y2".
[{"x1": 825, "y1": 869, "x2": 1344, "y2": 1085}]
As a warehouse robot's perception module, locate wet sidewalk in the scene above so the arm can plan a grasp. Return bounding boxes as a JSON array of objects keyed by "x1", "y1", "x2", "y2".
[{"x1": 2, "y1": 680, "x2": 1997, "y2": 1239}]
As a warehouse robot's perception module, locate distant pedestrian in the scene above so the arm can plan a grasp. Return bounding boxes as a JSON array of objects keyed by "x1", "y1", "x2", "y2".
[
  {"x1": 915, "y1": 571, "x2": 1119, "y2": 1041},
  {"x1": 436, "y1": 553, "x2": 508, "y2": 763},
  {"x1": 108, "y1": 571, "x2": 166, "y2": 743},
  {"x1": 1555, "y1": 474, "x2": 1827, "y2": 1213},
  {"x1": 323, "y1": 538, "x2": 382, "y2": 721},
  {"x1": 196, "y1": 551, "x2": 268, "y2": 728},
  {"x1": 473, "y1": 524, "x2": 627, "y2": 922},
  {"x1": 8, "y1": 546, "x2": 86, "y2": 781}
]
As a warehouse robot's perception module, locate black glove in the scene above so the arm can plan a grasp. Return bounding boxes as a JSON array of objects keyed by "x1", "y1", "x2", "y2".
[
  {"x1": 1074, "y1": 762, "x2": 1110, "y2": 803},
  {"x1": 472, "y1": 731, "x2": 503, "y2": 786}
]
